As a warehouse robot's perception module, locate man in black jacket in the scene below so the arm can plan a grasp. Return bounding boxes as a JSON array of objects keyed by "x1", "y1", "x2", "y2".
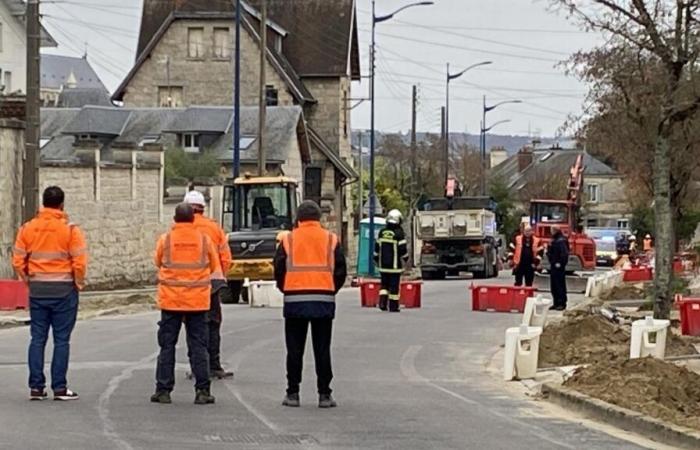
[
  {"x1": 547, "y1": 226, "x2": 569, "y2": 311},
  {"x1": 374, "y1": 209, "x2": 408, "y2": 312},
  {"x1": 274, "y1": 201, "x2": 347, "y2": 408}
]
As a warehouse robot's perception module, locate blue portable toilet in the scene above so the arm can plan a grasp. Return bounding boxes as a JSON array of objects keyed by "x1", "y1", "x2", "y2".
[{"x1": 357, "y1": 217, "x2": 386, "y2": 278}]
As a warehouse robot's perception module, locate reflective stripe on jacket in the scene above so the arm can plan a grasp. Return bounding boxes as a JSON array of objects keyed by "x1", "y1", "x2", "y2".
[
  {"x1": 154, "y1": 223, "x2": 221, "y2": 311},
  {"x1": 374, "y1": 226, "x2": 407, "y2": 273},
  {"x1": 513, "y1": 235, "x2": 541, "y2": 267},
  {"x1": 12, "y1": 208, "x2": 88, "y2": 298},
  {"x1": 281, "y1": 223, "x2": 338, "y2": 300},
  {"x1": 193, "y1": 213, "x2": 232, "y2": 291}
]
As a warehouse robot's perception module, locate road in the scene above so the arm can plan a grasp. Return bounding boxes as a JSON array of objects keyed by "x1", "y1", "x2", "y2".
[{"x1": 0, "y1": 277, "x2": 651, "y2": 450}]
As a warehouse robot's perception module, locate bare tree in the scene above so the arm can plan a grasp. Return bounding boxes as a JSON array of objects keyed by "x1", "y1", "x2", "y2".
[{"x1": 551, "y1": 0, "x2": 700, "y2": 318}]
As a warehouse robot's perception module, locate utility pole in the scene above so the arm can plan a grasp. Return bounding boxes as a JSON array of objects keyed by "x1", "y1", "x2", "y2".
[
  {"x1": 233, "y1": 0, "x2": 241, "y2": 179},
  {"x1": 410, "y1": 85, "x2": 418, "y2": 268},
  {"x1": 257, "y1": 0, "x2": 267, "y2": 176},
  {"x1": 23, "y1": 0, "x2": 40, "y2": 222},
  {"x1": 357, "y1": 131, "x2": 363, "y2": 224},
  {"x1": 441, "y1": 106, "x2": 447, "y2": 183}
]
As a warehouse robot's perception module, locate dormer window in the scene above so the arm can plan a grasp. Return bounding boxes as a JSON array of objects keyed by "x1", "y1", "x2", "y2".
[{"x1": 182, "y1": 133, "x2": 200, "y2": 153}]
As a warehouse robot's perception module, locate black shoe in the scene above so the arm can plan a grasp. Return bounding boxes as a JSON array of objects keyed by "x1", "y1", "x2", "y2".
[
  {"x1": 555, "y1": 305, "x2": 567, "y2": 311},
  {"x1": 53, "y1": 388, "x2": 79, "y2": 401},
  {"x1": 378, "y1": 296, "x2": 388, "y2": 311},
  {"x1": 150, "y1": 391, "x2": 172, "y2": 404},
  {"x1": 194, "y1": 389, "x2": 215, "y2": 405},
  {"x1": 318, "y1": 394, "x2": 337, "y2": 408},
  {"x1": 549, "y1": 305, "x2": 558, "y2": 311},
  {"x1": 211, "y1": 368, "x2": 234, "y2": 379},
  {"x1": 389, "y1": 300, "x2": 401, "y2": 312},
  {"x1": 282, "y1": 393, "x2": 300, "y2": 407},
  {"x1": 29, "y1": 388, "x2": 47, "y2": 401}
]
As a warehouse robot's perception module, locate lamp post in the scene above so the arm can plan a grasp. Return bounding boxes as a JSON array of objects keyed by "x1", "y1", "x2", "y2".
[
  {"x1": 369, "y1": 0, "x2": 433, "y2": 274},
  {"x1": 481, "y1": 97, "x2": 522, "y2": 194},
  {"x1": 444, "y1": 61, "x2": 492, "y2": 185}
]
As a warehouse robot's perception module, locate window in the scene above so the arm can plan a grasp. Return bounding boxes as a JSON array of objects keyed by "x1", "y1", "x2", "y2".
[
  {"x1": 3, "y1": 71, "x2": 11, "y2": 93},
  {"x1": 617, "y1": 219, "x2": 629, "y2": 229},
  {"x1": 182, "y1": 133, "x2": 200, "y2": 153},
  {"x1": 39, "y1": 138, "x2": 50, "y2": 149},
  {"x1": 158, "y1": 86, "x2": 183, "y2": 107},
  {"x1": 213, "y1": 28, "x2": 230, "y2": 58},
  {"x1": 187, "y1": 27, "x2": 204, "y2": 58},
  {"x1": 304, "y1": 167, "x2": 323, "y2": 205},
  {"x1": 139, "y1": 135, "x2": 159, "y2": 147},
  {"x1": 587, "y1": 219, "x2": 598, "y2": 228},
  {"x1": 265, "y1": 85, "x2": 278, "y2": 106},
  {"x1": 223, "y1": 183, "x2": 295, "y2": 231},
  {"x1": 239, "y1": 136, "x2": 256, "y2": 150},
  {"x1": 586, "y1": 184, "x2": 600, "y2": 203}
]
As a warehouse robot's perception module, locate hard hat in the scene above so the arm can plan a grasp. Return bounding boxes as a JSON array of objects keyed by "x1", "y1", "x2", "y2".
[
  {"x1": 183, "y1": 190, "x2": 206, "y2": 207},
  {"x1": 629, "y1": 235, "x2": 636, "y2": 241},
  {"x1": 645, "y1": 234, "x2": 651, "y2": 239},
  {"x1": 386, "y1": 209, "x2": 403, "y2": 225}
]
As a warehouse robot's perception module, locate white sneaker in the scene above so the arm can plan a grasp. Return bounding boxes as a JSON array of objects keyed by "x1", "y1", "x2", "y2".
[{"x1": 54, "y1": 389, "x2": 79, "y2": 401}]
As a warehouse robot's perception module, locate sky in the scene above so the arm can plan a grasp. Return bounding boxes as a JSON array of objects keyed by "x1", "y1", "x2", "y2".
[{"x1": 39, "y1": 0, "x2": 603, "y2": 137}]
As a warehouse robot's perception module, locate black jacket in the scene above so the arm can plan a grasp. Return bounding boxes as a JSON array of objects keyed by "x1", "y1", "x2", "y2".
[
  {"x1": 274, "y1": 239, "x2": 347, "y2": 319},
  {"x1": 547, "y1": 232, "x2": 570, "y2": 269},
  {"x1": 374, "y1": 224, "x2": 408, "y2": 273}
]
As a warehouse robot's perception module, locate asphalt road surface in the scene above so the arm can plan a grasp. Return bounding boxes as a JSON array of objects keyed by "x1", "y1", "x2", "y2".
[{"x1": 0, "y1": 277, "x2": 652, "y2": 450}]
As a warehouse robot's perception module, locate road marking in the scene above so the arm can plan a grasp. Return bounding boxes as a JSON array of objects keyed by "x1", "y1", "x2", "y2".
[{"x1": 400, "y1": 345, "x2": 575, "y2": 449}]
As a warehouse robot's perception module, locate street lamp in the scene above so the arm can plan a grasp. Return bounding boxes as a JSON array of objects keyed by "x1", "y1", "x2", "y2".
[
  {"x1": 481, "y1": 97, "x2": 522, "y2": 194},
  {"x1": 369, "y1": 0, "x2": 433, "y2": 274},
  {"x1": 444, "y1": 61, "x2": 492, "y2": 185}
]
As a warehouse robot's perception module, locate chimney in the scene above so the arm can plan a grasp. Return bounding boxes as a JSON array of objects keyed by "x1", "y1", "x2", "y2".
[
  {"x1": 517, "y1": 148, "x2": 533, "y2": 172},
  {"x1": 489, "y1": 147, "x2": 508, "y2": 169}
]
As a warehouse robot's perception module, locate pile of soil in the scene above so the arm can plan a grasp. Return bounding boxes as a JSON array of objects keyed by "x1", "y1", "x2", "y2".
[
  {"x1": 565, "y1": 357, "x2": 700, "y2": 430},
  {"x1": 539, "y1": 314, "x2": 698, "y2": 368},
  {"x1": 600, "y1": 284, "x2": 649, "y2": 301},
  {"x1": 79, "y1": 294, "x2": 156, "y2": 313}
]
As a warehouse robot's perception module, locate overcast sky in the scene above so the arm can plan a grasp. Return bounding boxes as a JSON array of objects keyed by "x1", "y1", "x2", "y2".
[{"x1": 40, "y1": 0, "x2": 602, "y2": 137}]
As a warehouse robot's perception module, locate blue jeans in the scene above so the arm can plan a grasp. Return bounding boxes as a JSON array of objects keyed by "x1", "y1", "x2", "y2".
[{"x1": 28, "y1": 289, "x2": 79, "y2": 391}]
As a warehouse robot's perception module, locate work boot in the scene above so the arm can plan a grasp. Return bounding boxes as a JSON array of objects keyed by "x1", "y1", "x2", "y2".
[
  {"x1": 389, "y1": 300, "x2": 401, "y2": 313},
  {"x1": 318, "y1": 394, "x2": 337, "y2": 408},
  {"x1": 378, "y1": 295, "x2": 388, "y2": 311},
  {"x1": 150, "y1": 391, "x2": 172, "y2": 404},
  {"x1": 211, "y1": 368, "x2": 234, "y2": 379},
  {"x1": 194, "y1": 389, "x2": 215, "y2": 405},
  {"x1": 282, "y1": 393, "x2": 300, "y2": 407}
]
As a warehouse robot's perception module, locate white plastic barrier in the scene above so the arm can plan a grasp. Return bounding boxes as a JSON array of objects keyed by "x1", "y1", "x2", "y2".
[
  {"x1": 249, "y1": 280, "x2": 284, "y2": 308},
  {"x1": 503, "y1": 325, "x2": 543, "y2": 381},
  {"x1": 522, "y1": 295, "x2": 553, "y2": 328},
  {"x1": 585, "y1": 269, "x2": 624, "y2": 298},
  {"x1": 630, "y1": 316, "x2": 670, "y2": 359}
]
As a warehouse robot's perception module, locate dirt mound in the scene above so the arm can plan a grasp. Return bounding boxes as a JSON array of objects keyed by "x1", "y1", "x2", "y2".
[
  {"x1": 600, "y1": 284, "x2": 649, "y2": 301},
  {"x1": 565, "y1": 357, "x2": 700, "y2": 430},
  {"x1": 539, "y1": 314, "x2": 698, "y2": 367}
]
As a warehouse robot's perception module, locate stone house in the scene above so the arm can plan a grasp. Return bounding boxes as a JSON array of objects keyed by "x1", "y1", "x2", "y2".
[
  {"x1": 111, "y1": 0, "x2": 359, "y2": 252},
  {"x1": 40, "y1": 54, "x2": 111, "y2": 107},
  {"x1": 491, "y1": 144, "x2": 633, "y2": 229}
]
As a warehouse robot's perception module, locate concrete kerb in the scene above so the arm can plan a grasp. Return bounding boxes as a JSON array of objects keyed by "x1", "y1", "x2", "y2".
[{"x1": 542, "y1": 383, "x2": 700, "y2": 450}]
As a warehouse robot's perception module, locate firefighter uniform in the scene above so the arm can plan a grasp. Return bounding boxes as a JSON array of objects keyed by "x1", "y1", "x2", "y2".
[
  {"x1": 274, "y1": 201, "x2": 347, "y2": 408},
  {"x1": 374, "y1": 221, "x2": 408, "y2": 312},
  {"x1": 153, "y1": 219, "x2": 221, "y2": 403},
  {"x1": 13, "y1": 203, "x2": 88, "y2": 399}
]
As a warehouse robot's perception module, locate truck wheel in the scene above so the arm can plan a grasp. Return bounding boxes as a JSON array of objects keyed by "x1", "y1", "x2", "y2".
[
  {"x1": 447, "y1": 269, "x2": 459, "y2": 277},
  {"x1": 436, "y1": 271, "x2": 446, "y2": 280},
  {"x1": 227, "y1": 281, "x2": 243, "y2": 304}
]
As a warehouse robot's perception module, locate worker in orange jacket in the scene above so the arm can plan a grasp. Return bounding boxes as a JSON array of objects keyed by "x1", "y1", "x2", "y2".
[
  {"x1": 512, "y1": 225, "x2": 542, "y2": 287},
  {"x1": 184, "y1": 190, "x2": 234, "y2": 379},
  {"x1": 12, "y1": 186, "x2": 87, "y2": 401},
  {"x1": 151, "y1": 203, "x2": 222, "y2": 406},
  {"x1": 643, "y1": 234, "x2": 654, "y2": 252}
]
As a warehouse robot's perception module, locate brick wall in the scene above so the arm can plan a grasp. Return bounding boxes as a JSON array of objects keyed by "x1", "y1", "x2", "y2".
[{"x1": 0, "y1": 120, "x2": 24, "y2": 278}]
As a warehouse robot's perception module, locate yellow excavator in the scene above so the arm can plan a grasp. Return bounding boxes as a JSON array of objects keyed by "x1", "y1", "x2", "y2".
[{"x1": 221, "y1": 174, "x2": 299, "y2": 303}]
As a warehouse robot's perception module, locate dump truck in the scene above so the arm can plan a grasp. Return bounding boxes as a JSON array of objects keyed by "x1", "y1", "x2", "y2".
[
  {"x1": 416, "y1": 178, "x2": 499, "y2": 280},
  {"x1": 221, "y1": 175, "x2": 299, "y2": 303}
]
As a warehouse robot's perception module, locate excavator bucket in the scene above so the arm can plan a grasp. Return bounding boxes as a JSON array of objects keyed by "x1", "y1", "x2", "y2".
[{"x1": 533, "y1": 271, "x2": 593, "y2": 294}]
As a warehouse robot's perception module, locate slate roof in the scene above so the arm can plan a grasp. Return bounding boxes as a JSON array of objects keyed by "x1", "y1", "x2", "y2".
[
  {"x1": 41, "y1": 55, "x2": 108, "y2": 91},
  {"x1": 56, "y1": 88, "x2": 111, "y2": 108},
  {"x1": 62, "y1": 106, "x2": 132, "y2": 136}
]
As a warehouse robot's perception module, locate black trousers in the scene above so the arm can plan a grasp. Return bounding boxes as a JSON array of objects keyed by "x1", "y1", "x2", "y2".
[
  {"x1": 285, "y1": 318, "x2": 333, "y2": 396},
  {"x1": 380, "y1": 272, "x2": 401, "y2": 300},
  {"x1": 207, "y1": 291, "x2": 223, "y2": 371},
  {"x1": 156, "y1": 311, "x2": 210, "y2": 392},
  {"x1": 550, "y1": 268, "x2": 568, "y2": 308},
  {"x1": 514, "y1": 264, "x2": 535, "y2": 287}
]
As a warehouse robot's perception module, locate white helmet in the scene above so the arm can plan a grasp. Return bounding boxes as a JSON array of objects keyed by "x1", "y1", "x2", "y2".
[
  {"x1": 183, "y1": 190, "x2": 206, "y2": 207},
  {"x1": 386, "y1": 209, "x2": 403, "y2": 225}
]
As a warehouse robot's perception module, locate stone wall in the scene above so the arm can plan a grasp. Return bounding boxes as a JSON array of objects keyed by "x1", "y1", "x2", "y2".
[
  {"x1": 583, "y1": 176, "x2": 632, "y2": 227},
  {"x1": 0, "y1": 120, "x2": 24, "y2": 278},
  {"x1": 122, "y1": 19, "x2": 293, "y2": 108}
]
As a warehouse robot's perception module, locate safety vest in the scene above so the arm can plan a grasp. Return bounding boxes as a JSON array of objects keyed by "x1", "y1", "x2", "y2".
[
  {"x1": 193, "y1": 213, "x2": 232, "y2": 290},
  {"x1": 643, "y1": 238, "x2": 653, "y2": 252},
  {"x1": 280, "y1": 221, "x2": 338, "y2": 303},
  {"x1": 513, "y1": 234, "x2": 540, "y2": 266},
  {"x1": 155, "y1": 223, "x2": 220, "y2": 311},
  {"x1": 12, "y1": 208, "x2": 88, "y2": 298}
]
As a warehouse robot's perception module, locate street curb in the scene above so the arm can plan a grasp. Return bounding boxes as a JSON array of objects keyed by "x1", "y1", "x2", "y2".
[{"x1": 542, "y1": 383, "x2": 700, "y2": 450}]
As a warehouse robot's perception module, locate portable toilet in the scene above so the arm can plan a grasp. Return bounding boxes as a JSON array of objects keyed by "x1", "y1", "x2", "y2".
[{"x1": 357, "y1": 217, "x2": 386, "y2": 278}]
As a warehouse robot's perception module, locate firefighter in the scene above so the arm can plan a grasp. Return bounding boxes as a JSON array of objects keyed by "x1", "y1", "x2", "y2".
[
  {"x1": 13, "y1": 186, "x2": 88, "y2": 401},
  {"x1": 274, "y1": 201, "x2": 347, "y2": 408},
  {"x1": 151, "y1": 203, "x2": 222, "y2": 405},
  {"x1": 548, "y1": 226, "x2": 569, "y2": 311},
  {"x1": 374, "y1": 209, "x2": 408, "y2": 313},
  {"x1": 184, "y1": 190, "x2": 234, "y2": 380},
  {"x1": 513, "y1": 225, "x2": 541, "y2": 287}
]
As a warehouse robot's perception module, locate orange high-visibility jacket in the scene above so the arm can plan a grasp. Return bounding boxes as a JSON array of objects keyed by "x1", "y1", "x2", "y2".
[
  {"x1": 154, "y1": 223, "x2": 221, "y2": 311},
  {"x1": 12, "y1": 208, "x2": 88, "y2": 298},
  {"x1": 513, "y1": 234, "x2": 541, "y2": 267},
  {"x1": 280, "y1": 222, "x2": 338, "y2": 296},
  {"x1": 643, "y1": 238, "x2": 653, "y2": 252},
  {"x1": 193, "y1": 213, "x2": 232, "y2": 283}
]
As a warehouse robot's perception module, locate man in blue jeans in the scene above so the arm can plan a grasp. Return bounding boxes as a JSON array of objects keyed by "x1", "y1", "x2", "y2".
[{"x1": 13, "y1": 186, "x2": 88, "y2": 401}]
